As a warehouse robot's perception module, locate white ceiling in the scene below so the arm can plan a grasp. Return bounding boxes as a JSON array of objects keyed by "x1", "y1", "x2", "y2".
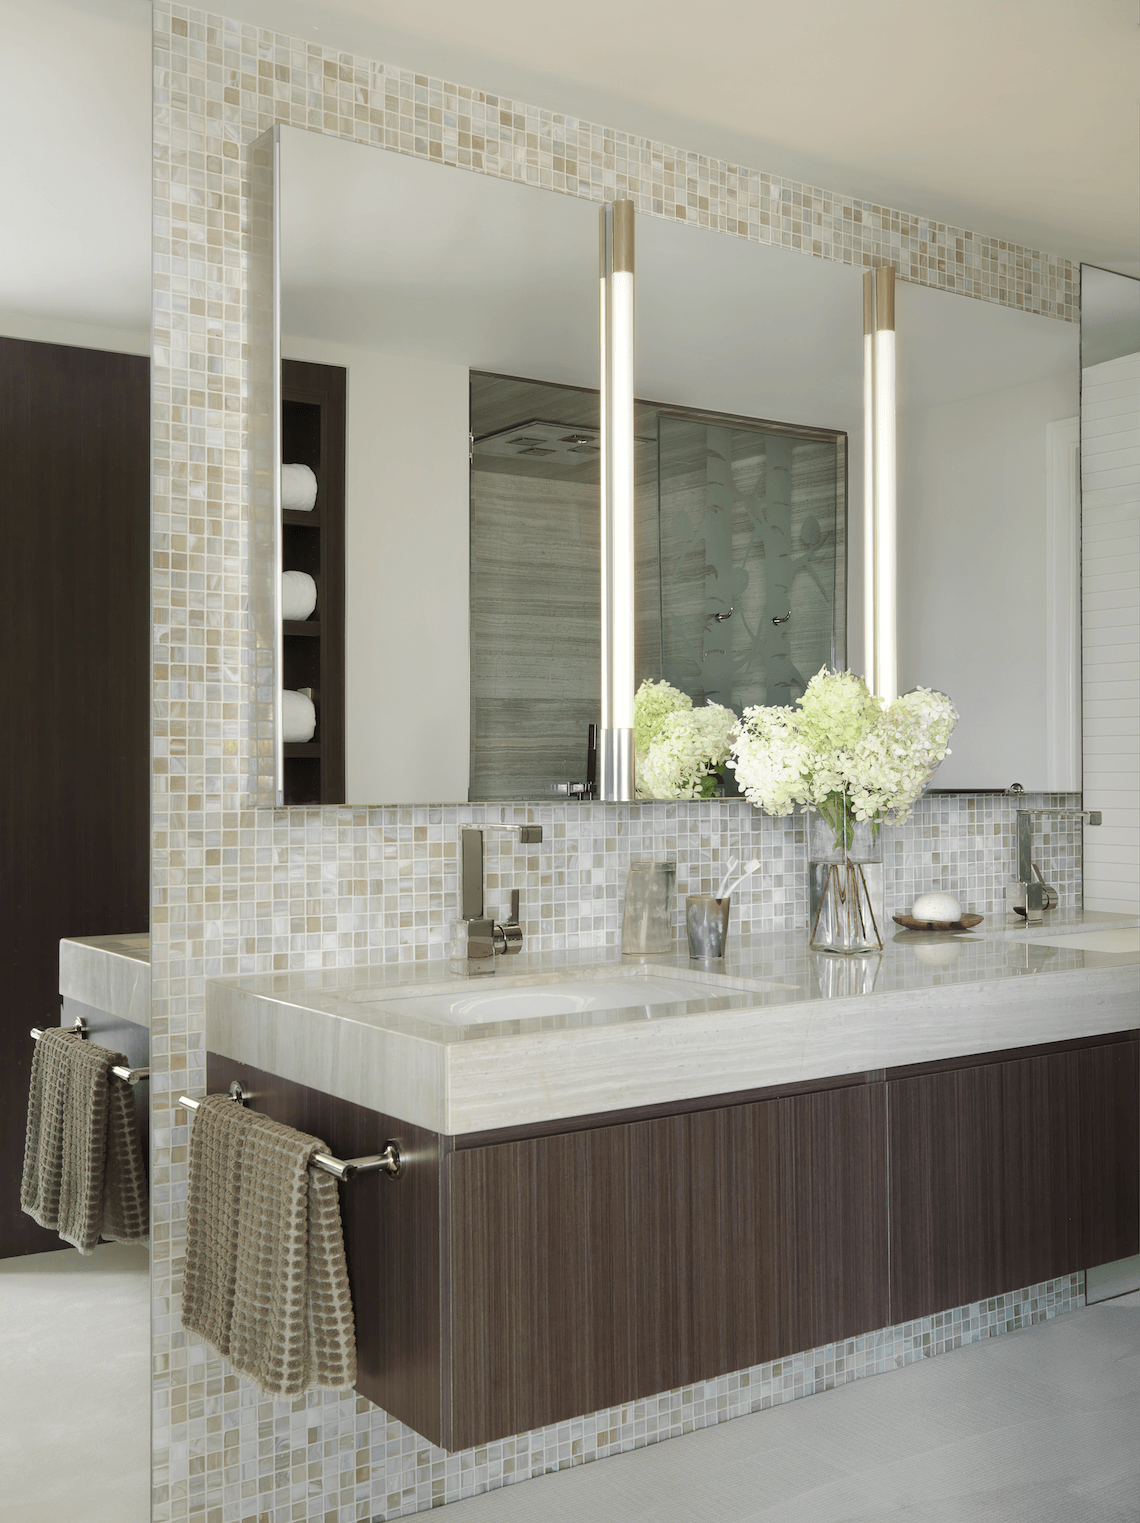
[
  {"x1": 0, "y1": 0, "x2": 1135, "y2": 337},
  {"x1": 242, "y1": 0, "x2": 1139, "y2": 271}
]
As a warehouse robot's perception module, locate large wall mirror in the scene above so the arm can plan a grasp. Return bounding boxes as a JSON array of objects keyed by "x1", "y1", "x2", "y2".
[
  {"x1": 253, "y1": 124, "x2": 1080, "y2": 805},
  {"x1": 1079, "y1": 263, "x2": 1140, "y2": 912}
]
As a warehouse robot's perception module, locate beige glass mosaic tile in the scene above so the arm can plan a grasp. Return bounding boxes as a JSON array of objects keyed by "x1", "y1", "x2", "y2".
[
  {"x1": 150, "y1": 2, "x2": 1086, "y2": 1519},
  {"x1": 152, "y1": 1269, "x2": 1084, "y2": 1521}
]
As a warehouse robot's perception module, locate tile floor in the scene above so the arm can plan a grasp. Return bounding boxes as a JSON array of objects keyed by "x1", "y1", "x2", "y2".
[
  {"x1": 0, "y1": 1241, "x2": 149, "y2": 1523},
  {"x1": 1, "y1": 1248, "x2": 1135, "y2": 1523},
  {"x1": 443, "y1": 1293, "x2": 1140, "y2": 1523}
]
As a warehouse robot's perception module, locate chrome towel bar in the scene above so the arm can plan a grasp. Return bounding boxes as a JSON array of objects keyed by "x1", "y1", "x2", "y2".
[
  {"x1": 30, "y1": 1025, "x2": 150, "y2": 1086},
  {"x1": 176, "y1": 1091, "x2": 403, "y2": 1180}
]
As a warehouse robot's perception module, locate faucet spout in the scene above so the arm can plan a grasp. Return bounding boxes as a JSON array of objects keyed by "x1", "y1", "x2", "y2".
[
  {"x1": 1012, "y1": 806, "x2": 1101, "y2": 924},
  {"x1": 458, "y1": 827, "x2": 540, "y2": 971}
]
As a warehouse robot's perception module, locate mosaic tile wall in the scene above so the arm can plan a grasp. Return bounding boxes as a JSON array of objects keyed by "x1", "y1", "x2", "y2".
[{"x1": 150, "y1": 4, "x2": 1086, "y2": 1520}]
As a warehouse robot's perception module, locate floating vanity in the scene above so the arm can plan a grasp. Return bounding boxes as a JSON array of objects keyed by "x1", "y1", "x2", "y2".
[
  {"x1": 59, "y1": 933, "x2": 151, "y2": 1032},
  {"x1": 203, "y1": 913, "x2": 1139, "y2": 1452},
  {"x1": 58, "y1": 932, "x2": 151, "y2": 1148}
]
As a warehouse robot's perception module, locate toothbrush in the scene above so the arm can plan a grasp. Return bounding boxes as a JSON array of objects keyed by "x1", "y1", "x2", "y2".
[
  {"x1": 715, "y1": 856, "x2": 739, "y2": 899},
  {"x1": 717, "y1": 859, "x2": 761, "y2": 899}
]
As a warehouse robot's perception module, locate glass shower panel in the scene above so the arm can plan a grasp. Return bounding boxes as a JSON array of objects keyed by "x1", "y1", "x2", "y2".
[{"x1": 656, "y1": 414, "x2": 843, "y2": 714}]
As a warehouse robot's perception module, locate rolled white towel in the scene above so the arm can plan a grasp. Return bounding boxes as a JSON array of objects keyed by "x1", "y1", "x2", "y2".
[
  {"x1": 281, "y1": 462, "x2": 317, "y2": 512},
  {"x1": 282, "y1": 689, "x2": 316, "y2": 743},
  {"x1": 281, "y1": 570, "x2": 317, "y2": 622}
]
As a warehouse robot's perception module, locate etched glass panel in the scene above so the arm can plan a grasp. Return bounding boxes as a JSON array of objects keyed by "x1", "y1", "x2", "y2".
[{"x1": 656, "y1": 415, "x2": 844, "y2": 715}]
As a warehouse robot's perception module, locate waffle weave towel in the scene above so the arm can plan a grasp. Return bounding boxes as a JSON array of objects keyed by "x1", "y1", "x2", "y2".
[
  {"x1": 181, "y1": 1095, "x2": 356, "y2": 1398},
  {"x1": 21, "y1": 1028, "x2": 149, "y2": 1255}
]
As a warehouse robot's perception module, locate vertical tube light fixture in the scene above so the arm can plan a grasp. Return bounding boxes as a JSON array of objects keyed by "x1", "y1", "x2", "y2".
[
  {"x1": 599, "y1": 200, "x2": 636, "y2": 800},
  {"x1": 863, "y1": 265, "x2": 898, "y2": 703}
]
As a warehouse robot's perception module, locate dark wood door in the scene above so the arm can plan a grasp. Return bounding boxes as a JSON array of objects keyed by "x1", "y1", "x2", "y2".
[
  {"x1": 1078, "y1": 1038, "x2": 1140, "y2": 1269},
  {"x1": 1000, "y1": 1050, "x2": 1082, "y2": 1294},
  {"x1": 0, "y1": 338, "x2": 150, "y2": 1258},
  {"x1": 446, "y1": 1081, "x2": 889, "y2": 1450},
  {"x1": 888, "y1": 1040, "x2": 1138, "y2": 1323},
  {"x1": 779, "y1": 1081, "x2": 890, "y2": 1353},
  {"x1": 447, "y1": 1101, "x2": 783, "y2": 1449},
  {"x1": 887, "y1": 1061, "x2": 1006, "y2": 1322}
]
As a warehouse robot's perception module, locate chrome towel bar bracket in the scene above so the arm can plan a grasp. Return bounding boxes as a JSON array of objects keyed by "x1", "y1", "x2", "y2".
[
  {"x1": 30, "y1": 1025, "x2": 150, "y2": 1086},
  {"x1": 176, "y1": 1092, "x2": 403, "y2": 1180}
]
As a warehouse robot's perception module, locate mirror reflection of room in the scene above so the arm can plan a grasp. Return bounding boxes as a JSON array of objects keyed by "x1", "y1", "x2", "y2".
[{"x1": 275, "y1": 124, "x2": 1081, "y2": 806}]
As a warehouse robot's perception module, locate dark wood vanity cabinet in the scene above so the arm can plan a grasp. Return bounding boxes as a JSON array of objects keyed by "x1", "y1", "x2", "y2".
[{"x1": 208, "y1": 1029, "x2": 1137, "y2": 1453}]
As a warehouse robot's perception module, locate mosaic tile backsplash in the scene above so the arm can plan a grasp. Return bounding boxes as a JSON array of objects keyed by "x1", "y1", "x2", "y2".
[{"x1": 151, "y1": 4, "x2": 1086, "y2": 1520}]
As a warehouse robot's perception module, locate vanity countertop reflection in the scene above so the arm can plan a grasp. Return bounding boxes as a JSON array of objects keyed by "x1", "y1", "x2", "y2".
[
  {"x1": 205, "y1": 910, "x2": 1138, "y2": 1136},
  {"x1": 59, "y1": 933, "x2": 151, "y2": 1029}
]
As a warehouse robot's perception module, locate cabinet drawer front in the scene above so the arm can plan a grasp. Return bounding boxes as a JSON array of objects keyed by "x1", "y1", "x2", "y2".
[{"x1": 446, "y1": 1083, "x2": 890, "y2": 1450}]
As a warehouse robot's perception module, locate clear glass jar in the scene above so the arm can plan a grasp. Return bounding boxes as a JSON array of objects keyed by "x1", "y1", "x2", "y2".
[
  {"x1": 807, "y1": 804, "x2": 884, "y2": 955},
  {"x1": 621, "y1": 861, "x2": 677, "y2": 955}
]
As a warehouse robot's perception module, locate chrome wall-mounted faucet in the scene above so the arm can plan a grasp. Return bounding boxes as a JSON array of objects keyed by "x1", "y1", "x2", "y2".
[
  {"x1": 1010, "y1": 805, "x2": 1101, "y2": 923},
  {"x1": 459, "y1": 825, "x2": 543, "y2": 971}
]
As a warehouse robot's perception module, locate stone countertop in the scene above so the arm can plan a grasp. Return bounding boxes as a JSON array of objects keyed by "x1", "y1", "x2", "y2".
[
  {"x1": 203, "y1": 910, "x2": 1139, "y2": 1138},
  {"x1": 59, "y1": 934, "x2": 151, "y2": 1029}
]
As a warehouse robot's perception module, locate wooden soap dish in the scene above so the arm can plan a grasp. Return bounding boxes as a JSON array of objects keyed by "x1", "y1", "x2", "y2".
[{"x1": 893, "y1": 913, "x2": 984, "y2": 933}]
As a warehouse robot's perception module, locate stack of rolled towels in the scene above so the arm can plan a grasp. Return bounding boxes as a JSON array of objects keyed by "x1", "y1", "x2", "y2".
[
  {"x1": 281, "y1": 462, "x2": 317, "y2": 512},
  {"x1": 281, "y1": 570, "x2": 317, "y2": 621},
  {"x1": 283, "y1": 689, "x2": 316, "y2": 742}
]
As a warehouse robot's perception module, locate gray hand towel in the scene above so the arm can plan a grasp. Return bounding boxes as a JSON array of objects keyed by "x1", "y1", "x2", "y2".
[
  {"x1": 181, "y1": 1095, "x2": 356, "y2": 1398},
  {"x1": 21, "y1": 1028, "x2": 149, "y2": 1255}
]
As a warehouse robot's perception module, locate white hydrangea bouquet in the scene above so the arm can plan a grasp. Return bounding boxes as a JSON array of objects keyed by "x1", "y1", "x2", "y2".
[
  {"x1": 728, "y1": 667, "x2": 958, "y2": 846},
  {"x1": 634, "y1": 679, "x2": 738, "y2": 800}
]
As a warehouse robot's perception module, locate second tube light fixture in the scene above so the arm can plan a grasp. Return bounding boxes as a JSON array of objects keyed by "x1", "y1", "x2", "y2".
[
  {"x1": 599, "y1": 200, "x2": 637, "y2": 801},
  {"x1": 598, "y1": 215, "x2": 897, "y2": 792},
  {"x1": 863, "y1": 265, "x2": 898, "y2": 703}
]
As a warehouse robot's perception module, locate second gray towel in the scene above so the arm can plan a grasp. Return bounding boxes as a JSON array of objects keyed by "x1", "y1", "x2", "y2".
[
  {"x1": 21, "y1": 1028, "x2": 149, "y2": 1254},
  {"x1": 181, "y1": 1095, "x2": 356, "y2": 1399}
]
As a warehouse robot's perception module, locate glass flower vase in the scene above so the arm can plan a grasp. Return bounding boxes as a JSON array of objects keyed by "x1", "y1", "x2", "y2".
[{"x1": 807, "y1": 806, "x2": 884, "y2": 955}]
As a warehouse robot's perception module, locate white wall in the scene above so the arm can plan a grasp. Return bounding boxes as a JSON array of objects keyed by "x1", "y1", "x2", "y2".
[
  {"x1": 897, "y1": 370, "x2": 1078, "y2": 790},
  {"x1": 0, "y1": 310, "x2": 149, "y2": 356},
  {"x1": 1081, "y1": 352, "x2": 1140, "y2": 913},
  {"x1": 282, "y1": 336, "x2": 470, "y2": 803}
]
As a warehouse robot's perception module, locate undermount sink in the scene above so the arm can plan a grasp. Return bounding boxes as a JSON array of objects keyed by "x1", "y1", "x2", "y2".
[
  {"x1": 1023, "y1": 928, "x2": 1140, "y2": 956},
  {"x1": 364, "y1": 971, "x2": 742, "y2": 1025}
]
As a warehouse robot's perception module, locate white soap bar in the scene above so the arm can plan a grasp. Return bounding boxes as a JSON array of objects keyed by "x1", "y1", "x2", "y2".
[{"x1": 912, "y1": 891, "x2": 962, "y2": 922}]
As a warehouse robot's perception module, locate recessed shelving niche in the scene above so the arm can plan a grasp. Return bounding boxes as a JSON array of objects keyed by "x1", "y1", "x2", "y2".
[{"x1": 281, "y1": 359, "x2": 345, "y2": 805}]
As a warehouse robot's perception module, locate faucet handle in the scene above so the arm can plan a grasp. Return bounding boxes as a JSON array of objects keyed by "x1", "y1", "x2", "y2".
[{"x1": 500, "y1": 889, "x2": 523, "y2": 953}]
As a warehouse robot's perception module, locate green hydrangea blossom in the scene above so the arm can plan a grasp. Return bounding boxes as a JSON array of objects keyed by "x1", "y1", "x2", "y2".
[
  {"x1": 728, "y1": 667, "x2": 958, "y2": 845},
  {"x1": 633, "y1": 678, "x2": 691, "y2": 755},
  {"x1": 639, "y1": 702, "x2": 738, "y2": 801},
  {"x1": 795, "y1": 668, "x2": 882, "y2": 754}
]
